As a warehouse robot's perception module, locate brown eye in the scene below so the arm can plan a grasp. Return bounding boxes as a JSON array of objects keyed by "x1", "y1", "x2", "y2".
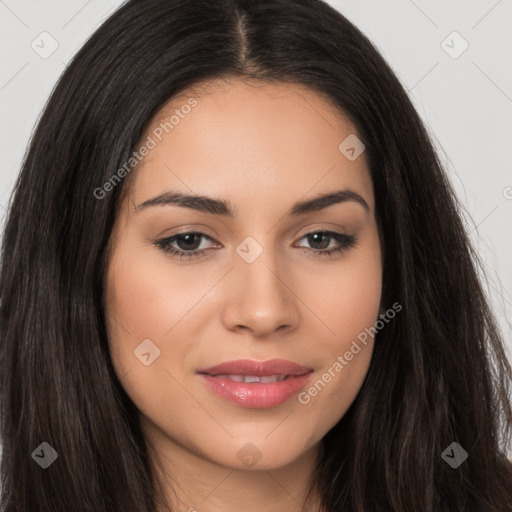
[
  {"x1": 154, "y1": 232, "x2": 218, "y2": 260},
  {"x1": 295, "y1": 230, "x2": 357, "y2": 256}
]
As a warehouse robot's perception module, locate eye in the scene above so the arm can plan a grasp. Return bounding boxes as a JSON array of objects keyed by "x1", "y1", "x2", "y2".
[
  {"x1": 153, "y1": 229, "x2": 357, "y2": 260},
  {"x1": 294, "y1": 230, "x2": 357, "y2": 256},
  {"x1": 153, "y1": 231, "x2": 219, "y2": 260}
]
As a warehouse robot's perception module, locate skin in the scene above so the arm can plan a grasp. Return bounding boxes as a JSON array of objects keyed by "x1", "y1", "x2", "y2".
[{"x1": 105, "y1": 78, "x2": 383, "y2": 512}]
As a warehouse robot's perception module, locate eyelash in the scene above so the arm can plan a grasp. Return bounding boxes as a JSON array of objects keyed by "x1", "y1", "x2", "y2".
[{"x1": 153, "y1": 229, "x2": 357, "y2": 260}]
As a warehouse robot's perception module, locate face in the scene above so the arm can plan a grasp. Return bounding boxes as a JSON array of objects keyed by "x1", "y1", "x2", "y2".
[{"x1": 105, "y1": 78, "x2": 382, "y2": 471}]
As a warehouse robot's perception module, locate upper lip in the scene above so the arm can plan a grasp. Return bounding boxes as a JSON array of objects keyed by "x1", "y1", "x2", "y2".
[{"x1": 197, "y1": 358, "x2": 313, "y2": 377}]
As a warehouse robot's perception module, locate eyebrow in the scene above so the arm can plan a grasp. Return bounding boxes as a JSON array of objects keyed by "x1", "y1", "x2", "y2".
[{"x1": 134, "y1": 188, "x2": 370, "y2": 216}]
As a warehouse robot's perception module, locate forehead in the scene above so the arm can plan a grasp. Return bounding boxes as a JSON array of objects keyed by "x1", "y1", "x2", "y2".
[{"x1": 127, "y1": 78, "x2": 373, "y2": 212}]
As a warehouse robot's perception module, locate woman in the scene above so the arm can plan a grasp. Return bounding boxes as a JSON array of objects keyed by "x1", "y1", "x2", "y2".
[{"x1": 1, "y1": 0, "x2": 511, "y2": 510}]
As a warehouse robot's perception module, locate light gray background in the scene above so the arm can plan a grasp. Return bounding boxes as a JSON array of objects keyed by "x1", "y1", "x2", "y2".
[{"x1": 0, "y1": 0, "x2": 511, "y2": 364}]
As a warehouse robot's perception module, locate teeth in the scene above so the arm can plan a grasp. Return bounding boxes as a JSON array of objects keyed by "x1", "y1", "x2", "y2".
[
  {"x1": 214, "y1": 374, "x2": 288, "y2": 383},
  {"x1": 215, "y1": 374, "x2": 244, "y2": 382},
  {"x1": 259, "y1": 375, "x2": 286, "y2": 383}
]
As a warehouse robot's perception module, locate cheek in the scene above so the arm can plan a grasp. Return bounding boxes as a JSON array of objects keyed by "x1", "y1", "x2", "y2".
[
  {"x1": 105, "y1": 245, "x2": 209, "y2": 342},
  {"x1": 295, "y1": 237, "x2": 381, "y2": 418},
  {"x1": 333, "y1": 263, "x2": 381, "y2": 335},
  {"x1": 104, "y1": 248, "x2": 199, "y2": 423},
  {"x1": 296, "y1": 278, "x2": 379, "y2": 430},
  {"x1": 301, "y1": 231, "x2": 382, "y2": 345},
  {"x1": 104, "y1": 246, "x2": 180, "y2": 383}
]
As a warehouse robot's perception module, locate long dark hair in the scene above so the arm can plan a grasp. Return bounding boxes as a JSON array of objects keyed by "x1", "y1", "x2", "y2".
[{"x1": 1, "y1": 0, "x2": 511, "y2": 510}]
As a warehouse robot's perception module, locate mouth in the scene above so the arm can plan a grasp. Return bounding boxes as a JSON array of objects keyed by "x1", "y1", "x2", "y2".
[
  {"x1": 197, "y1": 358, "x2": 312, "y2": 377},
  {"x1": 206, "y1": 374, "x2": 291, "y2": 383},
  {"x1": 196, "y1": 358, "x2": 313, "y2": 408}
]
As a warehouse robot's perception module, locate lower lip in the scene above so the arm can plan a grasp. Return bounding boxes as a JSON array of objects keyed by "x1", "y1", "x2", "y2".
[{"x1": 198, "y1": 372, "x2": 313, "y2": 409}]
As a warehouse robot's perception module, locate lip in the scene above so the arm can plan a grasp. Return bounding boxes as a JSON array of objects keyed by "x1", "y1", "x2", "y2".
[
  {"x1": 197, "y1": 358, "x2": 312, "y2": 377},
  {"x1": 196, "y1": 358, "x2": 313, "y2": 409}
]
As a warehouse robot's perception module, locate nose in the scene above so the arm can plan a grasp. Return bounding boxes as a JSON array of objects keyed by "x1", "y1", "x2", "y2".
[{"x1": 220, "y1": 246, "x2": 300, "y2": 338}]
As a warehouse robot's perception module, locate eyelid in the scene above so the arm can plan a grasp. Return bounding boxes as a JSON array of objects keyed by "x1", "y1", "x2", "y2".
[{"x1": 154, "y1": 224, "x2": 219, "y2": 240}]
